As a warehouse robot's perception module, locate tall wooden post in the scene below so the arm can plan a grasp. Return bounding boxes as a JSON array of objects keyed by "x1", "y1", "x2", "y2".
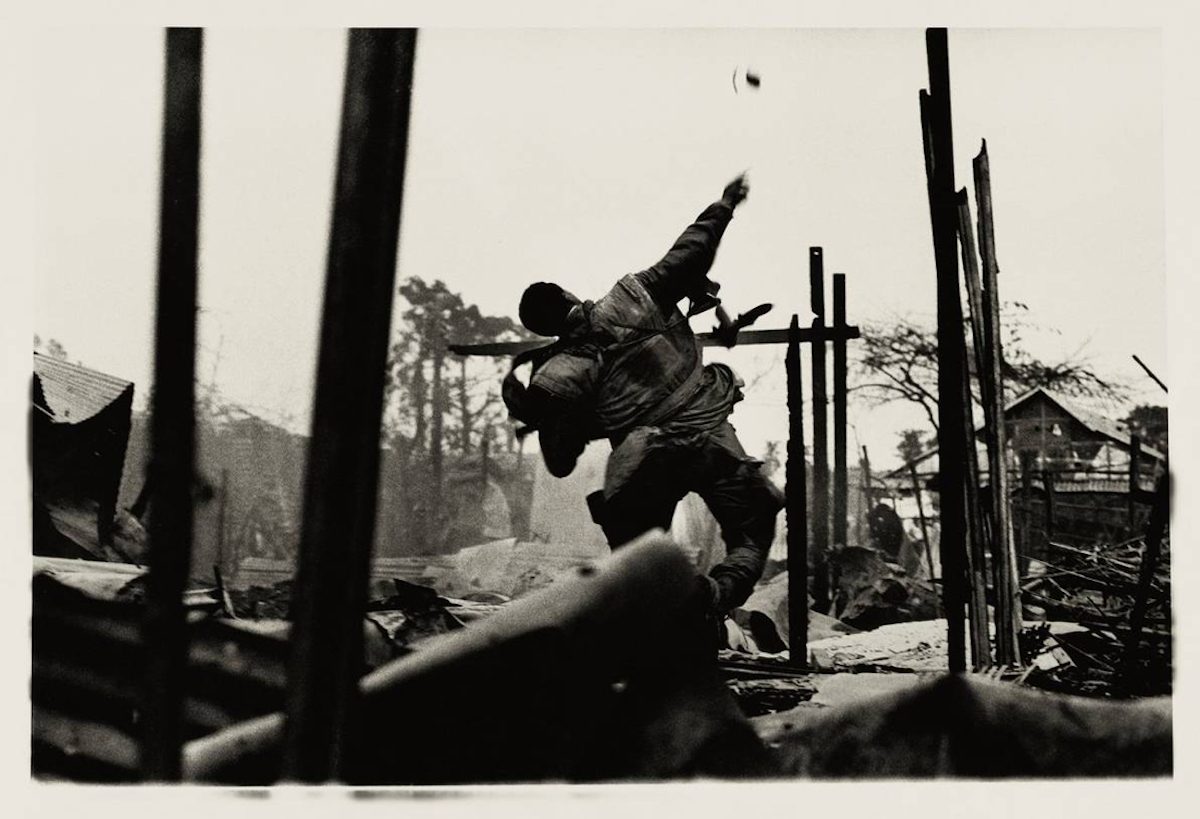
[
  {"x1": 1129, "y1": 434, "x2": 1143, "y2": 533},
  {"x1": 1019, "y1": 452, "x2": 1034, "y2": 561},
  {"x1": 809, "y1": 248, "x2": 830, "y2": 613},
  {"x1": 832, "y1": 274, "x2": 849, "y2": 551},
  {"x1": 921, "y1": 28, "x2": 968, "y2": 674},
  {"x1": 974, "y1": 139, "x2": 1021, "y2": 663},
  {"x1": 282, "y1": 29, "x2": 418, "y2": 782},
  {"x1": 1118, "y1": 473, "x2": 1169, "y2": 692},
  {"x1": 786, "y1": 315, "x2": 809, "y2": 668},
  {"x1": 1043, "y1": 470, "x2": 1056, "y2": 543},
  {"x1": 140, "y1": 27, "x2": 203, "y2": 782}
]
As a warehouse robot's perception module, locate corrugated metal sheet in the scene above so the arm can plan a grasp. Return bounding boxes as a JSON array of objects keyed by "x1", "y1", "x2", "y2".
[{"x1": 33, "y1": 353, "x2": 133, "y2": 424}]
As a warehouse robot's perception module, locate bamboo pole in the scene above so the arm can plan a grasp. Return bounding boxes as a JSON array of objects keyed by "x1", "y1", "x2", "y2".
[
  {"x1": 140, "y1": 27, "x2": 203, "y2": 782},
  {"x1": 282, "y1": 29, "x2": 418, "y2": 783},
  {"x1": 956, "y1": 189, "x2": 993, "y2": 668},
  {"x1": 974, "y1": 140, "x2": 1021, "y2": 663}
]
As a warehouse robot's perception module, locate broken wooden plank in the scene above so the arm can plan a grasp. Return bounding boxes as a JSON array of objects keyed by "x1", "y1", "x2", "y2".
[
  {"x1": 282, "y1": 28, "x2": 418, "y2": 783},
  {"x1": 141, "y1": 26, "x2": 203, "y2": 782}
]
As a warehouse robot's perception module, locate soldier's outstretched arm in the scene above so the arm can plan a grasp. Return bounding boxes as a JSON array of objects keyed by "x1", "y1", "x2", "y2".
[{"x1": 640, "y1": 174, "x2": 749, "y2": 307}]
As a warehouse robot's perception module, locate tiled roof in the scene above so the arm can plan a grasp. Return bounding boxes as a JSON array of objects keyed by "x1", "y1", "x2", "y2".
[{"x1": 33, "y1": 353, "x2": 134, "y2": 424}]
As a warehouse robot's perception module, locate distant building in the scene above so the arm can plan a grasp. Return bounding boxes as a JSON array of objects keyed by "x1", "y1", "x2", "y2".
[
  {"x1": 894, "y1": 386, "x2": 1165, "y2": 485},
  {"x1": 889, "y1": 387, "x2": 1167, "y2": 552}
]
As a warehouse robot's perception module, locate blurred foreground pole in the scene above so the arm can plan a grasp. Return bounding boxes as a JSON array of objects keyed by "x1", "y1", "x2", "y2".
[
  {"x1": 921, "y1": 28, "x2": 968, "y2": 674},
  {"x1": 141, "y1": 27, "x2": 203, "y2": 782},
  {"x1": 786, "y1": 315, "x2": 809, "y2": 668},
  {"x1": 282, "y1": 28, "x2": 418, "y2": 782}
]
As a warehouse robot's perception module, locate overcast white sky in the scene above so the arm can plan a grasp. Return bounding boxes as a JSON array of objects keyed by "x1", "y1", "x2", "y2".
[{"x1": 31, "y1": 27, "x2": 1165, "y2": 470}]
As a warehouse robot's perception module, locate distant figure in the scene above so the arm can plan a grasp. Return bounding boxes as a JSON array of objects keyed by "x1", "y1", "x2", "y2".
[
  {"x1": 501, "y1": 174, "x2": 783, "y2": 618},
  {"x1": 867, "y1": 502, "x2": 905, "y2": 561}
]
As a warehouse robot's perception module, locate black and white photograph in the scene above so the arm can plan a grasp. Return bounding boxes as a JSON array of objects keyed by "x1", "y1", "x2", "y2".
[{"x1": 6, "y1": 1, "x2": 1196, "y2": 807}]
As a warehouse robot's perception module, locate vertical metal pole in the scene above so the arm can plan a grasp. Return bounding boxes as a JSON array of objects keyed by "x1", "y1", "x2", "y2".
[
  {"x1": 140, "y1": 27, "x2": 203, "y2": 782},
  {"x1": 832, "y1": 274, "x2": 849, "y2": 559},
  {"x1": 282, "y1": 28, "x2": 418, "y2": 782},
  {"x1": 921, "y1": 27, "x2": 968, "y2": 673},
  {"x1": 809, "y1": 248, "x2": 830, "y2": 613},
  {"x1": 974, "y1": 139, "x2": 1021, "y2": 663},
  {"x1": 786, "y1": 315, "x2": 809, "y2": 668}
]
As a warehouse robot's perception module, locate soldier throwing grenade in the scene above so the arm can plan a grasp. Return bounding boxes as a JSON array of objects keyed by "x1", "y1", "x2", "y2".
[{"x1": 502, "y1": 174, "x2": 783, "y2": 620}]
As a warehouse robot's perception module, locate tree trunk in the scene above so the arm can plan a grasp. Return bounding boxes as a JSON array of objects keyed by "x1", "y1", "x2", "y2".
[
  {"x1": 431, "y1": 326, "x2": 446, "y2": 544},
  {"x1": 411, "y1": 327, "x2": 429, "y2": 452},
  {"x1": 458, "y1": 356, "x2": 472, "y2": 455}
]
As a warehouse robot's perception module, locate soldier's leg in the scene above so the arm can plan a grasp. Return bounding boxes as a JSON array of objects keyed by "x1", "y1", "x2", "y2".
[
  {"x1": 695, "y1": 424, "x2": 785, "y2": 612},
  {"x1": 596, "y1": 428, "x2": 687, "y2": 549}
]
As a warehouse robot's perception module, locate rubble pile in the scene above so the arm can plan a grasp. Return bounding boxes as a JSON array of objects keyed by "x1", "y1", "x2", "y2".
[
  {"x1": 1020, "y1": 536, "x2": 1171, "y2": 697},
  {"x1": 228, "y1": 579, "x2": 294, "y2": 619},
  {"x1": 829, "y1": 544, "x2": 939, "y2": 629}
]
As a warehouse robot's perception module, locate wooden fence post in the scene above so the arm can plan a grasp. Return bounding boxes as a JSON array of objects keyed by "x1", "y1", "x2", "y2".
[
  {"x1": 786, "y1": 315, "x2": 809, "y2": 668},
  {"x1": 809, "y1": 248, "x2": 830, "y2": 613},
  {"x1": 831, "y1": 273, "x2": 849, "y2": 601}
]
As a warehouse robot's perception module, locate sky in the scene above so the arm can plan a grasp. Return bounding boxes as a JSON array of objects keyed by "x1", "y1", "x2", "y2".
[{"x1": 30, "y1": 27, "x2": 1165, "y2": 471}]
